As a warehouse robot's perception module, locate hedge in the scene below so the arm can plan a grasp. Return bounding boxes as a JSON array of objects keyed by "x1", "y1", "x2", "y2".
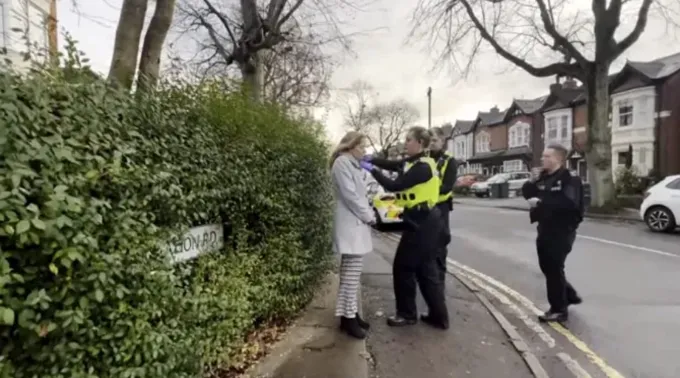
[{"x1": 0, "y1": 56, "x2": 333, "y2": 378}]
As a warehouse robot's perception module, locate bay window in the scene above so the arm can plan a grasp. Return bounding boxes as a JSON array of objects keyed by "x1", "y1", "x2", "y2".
[
  {"x1": 476, "y1": 132, "x2": 490, "y2": 153},
  {"x1": 508, "y1": 122, "x2": 531, "y2": 148}
]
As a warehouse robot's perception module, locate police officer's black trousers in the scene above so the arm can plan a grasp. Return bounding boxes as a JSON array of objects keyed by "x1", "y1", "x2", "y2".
[
  {"x1": 536, "y1": 229, "x2": 579, "y2": 312},
  {"x1": 435, "y1": 202, "x2": 451, "y2": 284},
  {"x1": 393, "y1": 207, "x2": 448, "y2": 323}
]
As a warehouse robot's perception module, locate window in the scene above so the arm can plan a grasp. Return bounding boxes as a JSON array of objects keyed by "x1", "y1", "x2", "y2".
[
  {"x1": 28, "y1": 4, "x2": 47, "y2": 54},
  {"x1": 476, "y1": 132, "x2": 490, "y2": 153},
  {"x1": 577, "y1": 160, "x2": 587, "y2": 182},
  {"x1": 546, "y1": 118, "x2": 558, "y2": 140},
  {"x1": 560, "y1": 116, "x2": 569, "y2": 138},
  {"x1": 503, "y1": 159, "x2": 523, "y2": 172},
  {"x1": 508, "y1": 122, "x2": 531, "y2": 148},
  {"x1": 618, "y1": 100, "x2": 633, "y2": 127},
  {"x1": 617, "y1": 151, "x2": 628, "y2": 165},
  {"x1": 666, "y1": 178, "x2": 680, "y2": 190},
  {"x1": 0, "y1": 4, "x2": 4, "y2": 49}
]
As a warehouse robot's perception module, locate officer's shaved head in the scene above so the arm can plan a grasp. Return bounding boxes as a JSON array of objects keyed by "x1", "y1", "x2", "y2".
[
  {"x1": 542, "y1": 143, "x2": 568, "y2": 172},
  {"x1": 546, "y1": 143, "x2": 568, "y2": 162}
]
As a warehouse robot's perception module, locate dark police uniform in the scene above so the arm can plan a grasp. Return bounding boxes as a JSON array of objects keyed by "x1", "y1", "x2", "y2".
[
  {"x1": 430, "y1": 150, "x2": 457, "y2": 284},
  {"x1": 370, "y1": 154, "x2": 449, "y2": 329},
  {"x1": 522, "y1": 168, "x2": 583, "y2": 321}
]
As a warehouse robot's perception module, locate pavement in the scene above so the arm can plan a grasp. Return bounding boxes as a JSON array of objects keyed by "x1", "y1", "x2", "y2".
[
  {"x1": 248, "y1": 271, "x2": 369, "y2": 378},
  {"x1": 454, "y1": 196, "x2": 641, "y2": 222},
  {"x1": 446, "y1": 203, "x2": 680, "y2": 378},
  {"x1": 362, "y1": 236, "x2": 535, "y2": 378}
]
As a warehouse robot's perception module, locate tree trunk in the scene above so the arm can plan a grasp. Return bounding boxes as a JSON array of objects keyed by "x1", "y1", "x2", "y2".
[
  {"x1": 240, "y1": 54, "x2": 263, "y2": 102},
  {"x1": 138, "y1": 0, "x2": 177, "y2": 91},
  {"x1": 585, "y1": 64, "x2": 616, "y2": 208},
  {"x1": 108, "y1": 0, "x2": 149, "y2": 90}
]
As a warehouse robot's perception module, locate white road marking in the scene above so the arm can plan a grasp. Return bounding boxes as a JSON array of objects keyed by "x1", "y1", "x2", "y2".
[
  {"x1": 448, "y1": 258, "x2": 626, "y2": 378},
  {"x1": 576, "y1": 234, "x2": 678, "y2": 258},
  {"x1": 453, "y1": 268, "x2": 556, "y2": 348},
  {"x1": 448, "y1": 259, "x2": 544, "y2": 316},
  {"x1": 557, "y1": 352, "x2": 593, "y2": 378}
]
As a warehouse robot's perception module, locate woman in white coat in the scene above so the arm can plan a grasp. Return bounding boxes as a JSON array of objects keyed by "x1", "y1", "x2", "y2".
[{"x1": 330, "y1": 131, "x2": 376, "y2": 339}]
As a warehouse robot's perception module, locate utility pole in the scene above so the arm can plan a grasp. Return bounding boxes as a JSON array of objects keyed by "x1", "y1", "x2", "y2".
[
  {"x1": 48, "y1": 0, "x2": 58, "y2": 64},
  {"x1": 427, "y1": 86, "x2": 432, "y2": 129}
]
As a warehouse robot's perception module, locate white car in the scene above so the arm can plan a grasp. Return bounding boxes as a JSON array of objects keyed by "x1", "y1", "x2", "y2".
[
  {"x1": 640, "y1": 174, "x2": 680, "y2": 232},
  {"x1": 470, "y1": 173, "x2": 510, "y2": 197}
]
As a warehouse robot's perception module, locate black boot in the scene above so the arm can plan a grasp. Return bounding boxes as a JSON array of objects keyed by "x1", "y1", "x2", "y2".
[
  {"x1": 340, "y1": 317, "x2": 366, "y2": 339},
  {"x1": 420, "y1": 313, "x2": 449, "y2": 330},
  {"x1": 356, "y1": 312, "x2": 370, "y2": 330},
  {"x1": 538, "y1": 310, "x2": 568, "y2": 323},
  {"x1": 386, "y1": 315, "x2": 417, "y2": 327}
]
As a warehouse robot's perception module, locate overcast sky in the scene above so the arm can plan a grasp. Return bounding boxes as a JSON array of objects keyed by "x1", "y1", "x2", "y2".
[{"x1": 60, "y1": 0, "x2": 680, "y2": 142}]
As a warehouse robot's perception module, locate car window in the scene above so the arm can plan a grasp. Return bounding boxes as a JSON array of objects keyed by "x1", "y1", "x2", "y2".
[{"x1": 666, "y1": 178, "x2": 680, "y2": 190}]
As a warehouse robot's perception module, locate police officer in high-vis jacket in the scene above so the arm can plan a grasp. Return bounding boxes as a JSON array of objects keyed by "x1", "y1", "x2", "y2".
[
  {"x1": 361, "y1": 126, "x2": 449, "y2": 330},
  {"x1": 428, "y1": 127, "x2": 457, "y2": 285}
]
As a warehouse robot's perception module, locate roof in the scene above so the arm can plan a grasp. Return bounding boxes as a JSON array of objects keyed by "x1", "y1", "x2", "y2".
[
  {"x1": 513, "y1": 96, "x2": 547, "y2": 114},
  {"x1": 476, "y1": 107, "x2": 506, "y2": 126},
  {"x1": 440, "y1": 123, "x2": 454, "y2": 138},
  {"x1": 627, "y1": 52, "x2": 680, "y2": 79},
  {"x1": 452, "y1": 119, "x2": 475, "y2": 135},
  {"x1": 542, "y1": 84, "x2": 584, "y2": 112}
]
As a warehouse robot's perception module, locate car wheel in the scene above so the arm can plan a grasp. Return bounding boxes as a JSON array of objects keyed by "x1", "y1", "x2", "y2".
[
  {"x1": 475, "y1": 193, "x2": 484, "y2": 198},
  {"x1": 644, "y1": 206, "x2": 677, "y2": 233}
]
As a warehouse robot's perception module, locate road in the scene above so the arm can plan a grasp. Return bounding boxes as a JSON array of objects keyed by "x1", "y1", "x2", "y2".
[{"x1": 448, "y1": 203, "x2": 680, "y2": 378}]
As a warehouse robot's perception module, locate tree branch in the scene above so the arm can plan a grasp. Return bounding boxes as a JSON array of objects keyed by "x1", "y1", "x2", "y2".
[
  {"x1": 450, "y1": 0, "x2": 582, "y2": 78},
  {"x1": 610, "y1": 0, "x2": 654, "y2": 60}
]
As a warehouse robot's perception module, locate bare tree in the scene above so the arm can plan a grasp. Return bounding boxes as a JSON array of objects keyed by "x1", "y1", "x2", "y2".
[
  {"x1": 105, "y1": 0, "x2": 178, "y2": 90},
  {"x1": 342, "y1": 80, "x2": 378, "y2": 141},
  {"x1": 410, "y1": 0, "x2": 678, "y2": 207},
  {"x1": 138, "y1": 0, "x2": 178, "y2": 91},
  {"x1": 341, "y1": 81, "x2": 419, "y2": 155},
  {"x1": 172, "y1": 12, "x2": 335, "y2": 110},
  {"x1": 368, "y1": 99, "x2": 420, "y2": 156},
  {"x1": 175, "y1": 0, "x2": 354, "y2": 102},
  {"x1": 108, "y1": 0, "x2": 149, "y2": 89}
]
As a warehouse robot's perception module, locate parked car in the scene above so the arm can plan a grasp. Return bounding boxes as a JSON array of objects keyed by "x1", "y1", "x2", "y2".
[
  {"x1": 366, "y1": 179, "x2": 403, "y2": 226},
  {"x1": 453, "y1": 173, "x2": 486, "y2": 195},
  {"x1": 640, "y1": 174, "x2": 680, "y2": 232},
  {"x1": 470, "y1": 173, "x2": 510, "y2": 197},
  {"x1": 507, "y1": 172, "x2": 531, "y2": 194}
]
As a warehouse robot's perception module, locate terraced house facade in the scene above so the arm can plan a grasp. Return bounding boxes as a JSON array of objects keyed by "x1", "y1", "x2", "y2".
[
  {"x1": 0, "y1": 0, "x2": 52, "y2": 69},
  {"x1": 447, "y1": 51, "x2": 680, "y2": 180}
]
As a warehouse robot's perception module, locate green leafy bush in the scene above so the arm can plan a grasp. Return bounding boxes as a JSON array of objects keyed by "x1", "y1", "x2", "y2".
[
  {"x1": 615, "y1": 166, "x2": 646, "y2": 195},
  {"x1": 0, "y1": 55, "x2": 332, "y2": 377}
]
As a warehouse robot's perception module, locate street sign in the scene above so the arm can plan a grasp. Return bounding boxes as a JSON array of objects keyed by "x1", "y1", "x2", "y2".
[{"x1": 168, "y1": 223, "x2": 224, "y2": 263}]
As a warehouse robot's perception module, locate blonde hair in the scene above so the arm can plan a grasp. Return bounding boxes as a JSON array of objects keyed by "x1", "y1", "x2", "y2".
[
  {"x1": 408, "y1": 126, "x2": 431, "y2": 150},
  {"x1": 330, "y1": 131, "x2": 365, "y2": 168}
]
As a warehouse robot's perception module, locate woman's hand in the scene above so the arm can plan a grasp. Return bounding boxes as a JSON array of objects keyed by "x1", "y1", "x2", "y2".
[{"x1": 359, "y1": 160, "x2": 374, "y2": 171}]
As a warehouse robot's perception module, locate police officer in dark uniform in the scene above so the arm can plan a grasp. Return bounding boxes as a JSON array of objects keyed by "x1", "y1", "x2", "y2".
[
  {"x1": 522, "y1": 143, "x2": 584, "y2": 323},
  {"x1": 361, "y1": 126, "x2": 449, "y2": 329},
  {"x1": 428, "y1": 127, "x2": 457, "y2": 285}
]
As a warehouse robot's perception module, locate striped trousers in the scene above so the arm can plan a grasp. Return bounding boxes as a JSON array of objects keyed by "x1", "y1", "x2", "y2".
[{"x1": 335, "y1": 254, "x2": 364, "y2": 318}]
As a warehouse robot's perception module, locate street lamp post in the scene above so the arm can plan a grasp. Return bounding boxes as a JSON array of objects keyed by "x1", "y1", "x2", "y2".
[{"x1": 427, "y1": 86, "x2": 432, "y2": 129}]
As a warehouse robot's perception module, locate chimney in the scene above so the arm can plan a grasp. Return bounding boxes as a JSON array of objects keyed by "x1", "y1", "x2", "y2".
[
  {"x1": 490, "y1": 105, "x2": 499, "y2": 113},
  {"x1": 563, "y1": 77, "x2": 578, "y2": 89}
]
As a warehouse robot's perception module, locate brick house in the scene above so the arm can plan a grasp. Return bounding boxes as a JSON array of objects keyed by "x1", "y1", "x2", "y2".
[
  {"x1": 503, "y1": 97, "x2": 546, "y2": 171},
  {"x1": 468, "y1": 106, "x2": 507, "y2": 175},
  {"x1": 451, "y1": 119, "x2": 475, "y2": 174},
  {"x1": 537, "y1": 79, "x2": 585, "y2": 175},
  {"x1": 608, "y1": 52, "x2": 680, "y2": 178}
]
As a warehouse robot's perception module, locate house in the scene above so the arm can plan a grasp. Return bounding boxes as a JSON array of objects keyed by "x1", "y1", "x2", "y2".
[
  {"x1": 502, "y1": 96, "x2": 546, "y2": 171},
  {"x1": 439, "y1": 122, "x2": 454, "y2": 155},
  {"x1": 609, "y1": 52, "x2": 680, "y2": 178},
  {"x1": 450, "y1": 119, "x2": 475, "y2": 174},
  {"x1": 468, "y1": 106, "x2": 508, "y2": 175},
  {"x1": 537, "y1": 78, "x2": 585, "y2": 174},
  {"x1": 0, "y1": 0, "x2": 52, "y2": 69}
]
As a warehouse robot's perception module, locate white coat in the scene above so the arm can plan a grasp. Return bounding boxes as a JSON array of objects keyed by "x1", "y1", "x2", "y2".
[{"x1": 331, "y1": 154, "x2": 375, "y2": 255}]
